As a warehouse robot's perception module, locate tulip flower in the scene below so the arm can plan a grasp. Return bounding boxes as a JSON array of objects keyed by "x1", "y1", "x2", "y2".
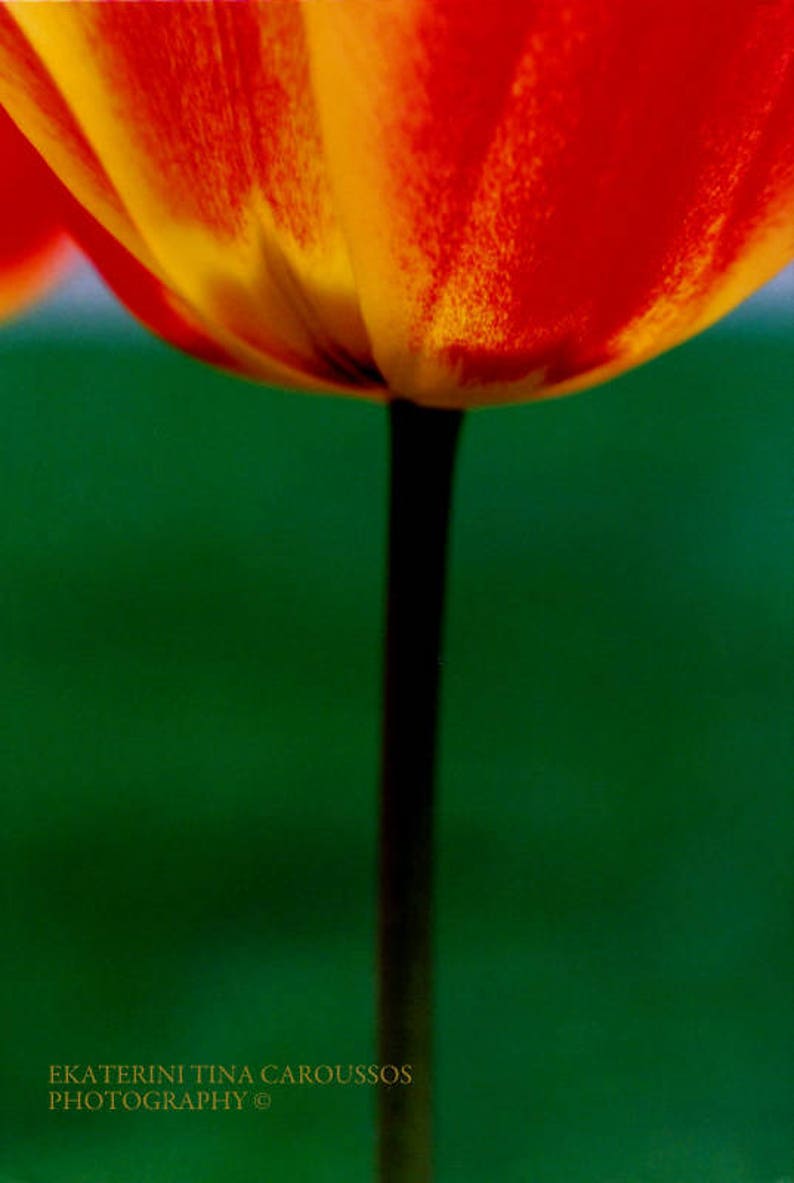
[
  {"x1": 0, "y1": 104, "x2": 69, "y2": 320},
  {"x1": 0, "y1": 1, "x2": 792, "y2": 406},
  {"x1": 1, "y1": 4, "x2": 792, "y2": 1182}
]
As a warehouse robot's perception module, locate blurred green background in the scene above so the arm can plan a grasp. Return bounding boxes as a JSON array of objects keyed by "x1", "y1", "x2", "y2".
[{"x1": 1, "y1": 309, "x2": 792, "y2": 1183}]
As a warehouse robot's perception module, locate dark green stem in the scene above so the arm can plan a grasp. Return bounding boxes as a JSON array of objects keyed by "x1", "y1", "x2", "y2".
[{"x1": 378, "y1": 399, "x2": 464, "y2": 1183}]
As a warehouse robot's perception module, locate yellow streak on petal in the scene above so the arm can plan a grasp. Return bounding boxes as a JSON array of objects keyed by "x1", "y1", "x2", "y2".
[
  {"x1": 303, "y1": 0, "x2": 431, "y2": 386},
  {"x1": 612, "y1": 202, "x2": 794, "y2": 366}
]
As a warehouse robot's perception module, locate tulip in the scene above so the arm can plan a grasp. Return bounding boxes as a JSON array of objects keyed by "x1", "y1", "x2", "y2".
[
  {"x1": 0, "y1": 104, "x2": 69, "y2": 319},
  {"x1": 1, "y1": 4, "x2": 792, "y2": 1182},
  {"x1": 0, "y1": 1, "x2": 792, "y2": 406}
]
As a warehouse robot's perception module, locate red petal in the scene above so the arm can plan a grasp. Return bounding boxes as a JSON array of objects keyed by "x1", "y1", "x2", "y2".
[
  {"x1": 0, "y1": 104, "x2": 69, "y2": 318},
  {"x1": 307, "y1": 0, "x2": 794, "y2": 403}
]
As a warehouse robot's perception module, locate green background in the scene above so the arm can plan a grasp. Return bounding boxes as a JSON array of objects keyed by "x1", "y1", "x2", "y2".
[{"x1": 1, "y1": 314, "x2": 792, "y2": 1182}]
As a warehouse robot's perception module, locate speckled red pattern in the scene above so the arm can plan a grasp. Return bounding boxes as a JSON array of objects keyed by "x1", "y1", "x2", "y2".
[
  {"x1": 328, "y1": 0, "x2": 794, "y2": 391},
  {"x1": 86, "y1": 1, "x2": 329, "y2": 249}
]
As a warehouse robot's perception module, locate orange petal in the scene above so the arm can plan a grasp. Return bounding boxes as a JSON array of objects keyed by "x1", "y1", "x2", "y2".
[
  {"x1": 0, "y1": 103, "x2": 69, "y2": 319},
  {"x1": 306, "y1": 0, "x2": 794, "y2": 405},
  {"x1": 0, "y1": 0, "x2": 380, "y2": 394}
]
